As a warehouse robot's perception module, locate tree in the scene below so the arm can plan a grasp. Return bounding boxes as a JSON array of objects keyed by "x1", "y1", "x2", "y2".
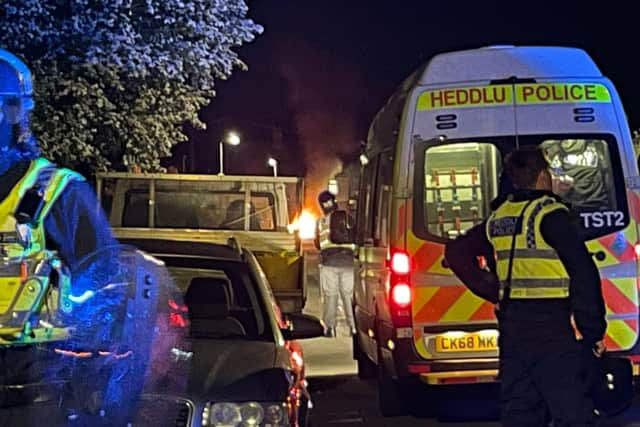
[{"x1": 0, "y1": 0, "x2": 262, "y2": 172}]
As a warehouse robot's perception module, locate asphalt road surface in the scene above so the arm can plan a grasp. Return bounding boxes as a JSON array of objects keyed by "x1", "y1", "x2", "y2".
[{"x1": 306, "y1": 374, "x2": 640, "y2": 427}]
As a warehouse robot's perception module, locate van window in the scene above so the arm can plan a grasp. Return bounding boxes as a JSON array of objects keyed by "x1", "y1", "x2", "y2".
[
  {"x1": 414, "y1": 135, "x2": 628, "y2": 242},
  {"x1": 542, "y1": 139, "x2": 614, "y2": 212},
  {"x1": 373, "y1": 151, "x2": 393, "y2": 245},
  {"x1": 421, "y1": 143, "x2": 501, "y2": 239},
  {"x1": 356, "y1": 157, "x2": 378, "y2": 245}
]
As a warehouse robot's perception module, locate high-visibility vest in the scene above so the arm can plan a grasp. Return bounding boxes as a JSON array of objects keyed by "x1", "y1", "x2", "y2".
[
  {"x1": 0, "y1": 157, "x2": 81, "y2": 343},
  {"x1": 486, "y1": 194, "x2": 570, "y2": 300},
  {"x1": 317, "y1": 214, "x2": 356, "y2": 252}
]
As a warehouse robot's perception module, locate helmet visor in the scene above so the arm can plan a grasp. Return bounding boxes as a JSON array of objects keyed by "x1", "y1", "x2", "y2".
[{"x1": 0, "y1": 95, "x2": 24, "y2": 124}]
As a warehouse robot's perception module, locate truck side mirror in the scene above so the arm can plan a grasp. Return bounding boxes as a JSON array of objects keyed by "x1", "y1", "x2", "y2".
[{"x1": 329, "y1": 210, "x2": 354, "y2": 244}]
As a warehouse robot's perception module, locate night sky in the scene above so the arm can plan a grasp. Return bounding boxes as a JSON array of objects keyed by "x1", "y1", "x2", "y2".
[{"x1": 179, "y1": 1, "x2": 638, "y2": 193}]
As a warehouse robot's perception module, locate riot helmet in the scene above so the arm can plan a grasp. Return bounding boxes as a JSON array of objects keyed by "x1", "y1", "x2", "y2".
[{"x1": 0, "y1": 48, "x2": 35, "y2": 151}]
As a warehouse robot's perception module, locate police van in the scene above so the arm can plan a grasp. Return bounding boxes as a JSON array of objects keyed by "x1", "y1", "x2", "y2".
[{"x1": 352, "y1": 45, "x2": 640, "y2": 416}]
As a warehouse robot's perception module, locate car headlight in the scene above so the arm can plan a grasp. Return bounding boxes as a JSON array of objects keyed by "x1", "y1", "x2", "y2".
[
  {"x1": 240, "y1": 402, "x2": 264, "y2": 426},
  {"x1": 209, "y1": 402, "x2": 241, "y2": 427},
  {"x1": 203, "y1": 402, "x2": 289, "y2": 427}
]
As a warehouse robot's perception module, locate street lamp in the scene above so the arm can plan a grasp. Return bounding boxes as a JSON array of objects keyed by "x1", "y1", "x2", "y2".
[
  {"x1": 267, "y1": 157, "x2": 278, "y2": 177},
  {"x1": 218, "y1": 131, "x2": 241, "y2": 176}
]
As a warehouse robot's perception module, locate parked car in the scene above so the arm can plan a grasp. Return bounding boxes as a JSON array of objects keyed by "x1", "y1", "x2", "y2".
[{"x1": 123, "y1": 237, "x2": 324, "y2": 427}]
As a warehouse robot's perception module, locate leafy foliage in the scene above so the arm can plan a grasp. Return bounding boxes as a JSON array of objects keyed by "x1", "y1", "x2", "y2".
[{"x1": 0, "y1": 0, "x2": 262, "y2": 172}]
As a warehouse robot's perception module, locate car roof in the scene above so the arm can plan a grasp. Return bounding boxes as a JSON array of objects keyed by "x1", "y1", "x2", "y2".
[{"x1": 120, "y1": 238, "x2": 245, "y2": 262}]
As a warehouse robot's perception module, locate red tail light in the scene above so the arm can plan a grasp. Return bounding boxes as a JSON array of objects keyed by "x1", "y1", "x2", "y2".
[
  {"x1": 388, "y1": 250, "x2": 413, "y2": 328},
  {"x1": 391, "y1": 282, "x2": 412, "y2": 307},
  {"x1": 391, "y1": 251, "x2": 411, "y2": 274}
]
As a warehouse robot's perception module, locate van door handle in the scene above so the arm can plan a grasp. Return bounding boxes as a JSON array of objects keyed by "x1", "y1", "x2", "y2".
[{"x1": 590, "y1": 250, "x2": 606, "y2": 261}]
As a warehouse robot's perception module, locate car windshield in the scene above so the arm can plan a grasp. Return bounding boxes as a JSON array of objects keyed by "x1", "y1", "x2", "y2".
[
  {"x1": 414, "y1": 134, "x2": 628, "y2": 241},
  {"x1": 160, "y1": 256, "x2": 272, "y2": 341}
]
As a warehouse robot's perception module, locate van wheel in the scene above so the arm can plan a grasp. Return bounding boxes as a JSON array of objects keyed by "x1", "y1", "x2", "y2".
[
  {"x1": 353, "y1": 333, "x2": 376, "y2": 380},
  {"x1": 377, "y1": 352, "x2": 407, "y2": 417}
]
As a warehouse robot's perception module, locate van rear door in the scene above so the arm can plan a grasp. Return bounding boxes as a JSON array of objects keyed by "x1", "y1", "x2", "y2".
[
  {"x1": 514, "y1": 80, "x2": 640, "y2": 352},
  {"x1": 408, "y1": 83, "x2": 517, "y2": 361}
]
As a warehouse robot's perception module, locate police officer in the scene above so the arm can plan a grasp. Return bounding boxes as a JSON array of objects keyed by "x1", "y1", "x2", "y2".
[
  {"x1": 0, "y1": 48, "x2": 141, "y2": 426},
  {"x1": 445, "y1": 146, "x2": 606, "y2": 426},
  {"x1": 315, "y1": 190, "x2": 356, "y2": 338}
]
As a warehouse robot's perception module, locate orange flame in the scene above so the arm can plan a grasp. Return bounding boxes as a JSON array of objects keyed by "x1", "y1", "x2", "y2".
[{"x1": 288, "y1": 209, "x2": 317, "y2": 240}]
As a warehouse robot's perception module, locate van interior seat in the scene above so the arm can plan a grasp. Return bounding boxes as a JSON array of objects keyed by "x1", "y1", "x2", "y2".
[{"x1": 184, "y1": 277, "x2": 247, "y2": 338}]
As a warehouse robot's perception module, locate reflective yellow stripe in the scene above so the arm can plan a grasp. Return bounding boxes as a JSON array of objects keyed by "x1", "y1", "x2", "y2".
[
  {"x1": 496, "y1": 249, "x2": 558, "y2": 259},
  {"x1": 502, "y1": 278, "x2": 570, "y2": 288},
  {"x1": 39, "y1": 167, "x2": 84, "y2": 220},
  {"x1": 502, "y1": 287, "x2": 570, "y2": 299}
]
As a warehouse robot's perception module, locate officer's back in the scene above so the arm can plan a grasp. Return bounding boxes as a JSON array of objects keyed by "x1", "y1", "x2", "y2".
[{"x1": 445, "y1": 146, "x2": 606, "y2": 427}]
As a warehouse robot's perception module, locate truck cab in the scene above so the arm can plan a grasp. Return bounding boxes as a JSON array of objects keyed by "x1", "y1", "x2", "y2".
[{"x1": 96, "y1": 172, "x2": 308, "y2": 313}]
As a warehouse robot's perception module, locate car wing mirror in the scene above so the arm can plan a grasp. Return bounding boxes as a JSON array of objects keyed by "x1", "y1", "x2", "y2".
[{"x1": 280, "y1": 313, "x2": 324, "y2": 340}]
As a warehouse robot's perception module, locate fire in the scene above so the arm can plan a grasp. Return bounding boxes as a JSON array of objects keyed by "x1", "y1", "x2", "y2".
[{"x1": 288, "y1": 209, "x2": 317, "y2": 240}]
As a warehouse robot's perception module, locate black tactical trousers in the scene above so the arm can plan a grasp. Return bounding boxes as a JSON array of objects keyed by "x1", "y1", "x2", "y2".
[{"x1": 499, "y1": 340, "x2": 597, "y2": 427}]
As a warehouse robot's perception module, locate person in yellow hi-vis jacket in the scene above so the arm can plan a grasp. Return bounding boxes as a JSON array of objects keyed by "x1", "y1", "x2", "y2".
[
  {"x1": 315, "y1": 190, "x2": 356, "y2": 338},
  {"x1": 0, "y1": 48, "x2": 176, "y2": 426},
  {"x1": 445, "y1": 146, "x2": 606, "y2": 427}
]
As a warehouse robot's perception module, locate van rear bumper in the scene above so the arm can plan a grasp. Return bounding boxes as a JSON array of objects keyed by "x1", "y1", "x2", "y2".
[
  {"x1": 419, "y1": 368, "x2": 499, "y2": 385},
  {"x1": 379, "y1": 335, "x2": 499, "y2": 384}
]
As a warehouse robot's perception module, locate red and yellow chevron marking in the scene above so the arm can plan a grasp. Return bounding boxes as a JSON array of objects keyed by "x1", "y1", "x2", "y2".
[
  {"x1": 406, "y1": 231, "x2": 452, "y2": 275},
  {"x1": 603, "y1": 318, "x2": 638, "y2": 351},
  {"x1": 599, "y1": 276, "x2": 639, "y2": 351},
  {"x1": 412, "y1": 284, "x2": 495, "y2": 324},
  {"x1": 602, "y1": 277, "x2": 637, "y2": 316},
  {"x1": 397, "y1": 191, "x2": 640, "y2": 355}
]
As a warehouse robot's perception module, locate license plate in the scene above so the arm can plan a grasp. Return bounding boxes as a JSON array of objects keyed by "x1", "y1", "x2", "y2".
[{"x1": 435, "y1": 331, "x2": 498, "y2": 352}]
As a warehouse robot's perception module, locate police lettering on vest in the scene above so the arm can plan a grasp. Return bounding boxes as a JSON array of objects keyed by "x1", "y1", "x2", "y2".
[{"x1": 486, "y1": 195, "x2": 570, "y2": 300}]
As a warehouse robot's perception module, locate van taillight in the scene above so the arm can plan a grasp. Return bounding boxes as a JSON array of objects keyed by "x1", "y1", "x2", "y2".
[
  {"x1": 388, "y1": 250, "x2": 413, "y2": 327},
  {"x1": 391, "y1": 282, "x2": 411, "y2": 307},
  {"x1": 390, "y1": 252, "x2": 411, "y2": 274}
]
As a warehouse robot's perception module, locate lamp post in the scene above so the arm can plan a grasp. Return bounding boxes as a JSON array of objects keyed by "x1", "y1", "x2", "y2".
[
  {"x1": 218, "y1": 131, "x2": 240, "y2": 176},
  {"x1": 267, "y1": 157, "x2": 278, "y2": 177}
]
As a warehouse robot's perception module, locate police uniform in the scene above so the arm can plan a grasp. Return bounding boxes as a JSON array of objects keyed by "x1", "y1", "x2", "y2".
[
  {"x1": 0, "y1": 48, "x2": 141, "y2": 426},
  {"x1": 316, "y1": 212, "x2": 356, "y2": 336},
  {"x1": 445, "y1": 190, "x2": 606, "y2": 427},
  {"x1": 0, "y1": 159, "x2": 130, "y2": 425}
]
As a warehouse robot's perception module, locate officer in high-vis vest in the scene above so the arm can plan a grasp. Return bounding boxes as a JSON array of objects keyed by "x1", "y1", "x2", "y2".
[
  {"x1": 0, "y1": 48, "x2": 148, "y2": 426},
  {"x1": 315, "y1": 190, "x2": 356, "y2": 338},
  {"x1": 445, "y1": 146, "x2": 606, "y2": 427}
]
